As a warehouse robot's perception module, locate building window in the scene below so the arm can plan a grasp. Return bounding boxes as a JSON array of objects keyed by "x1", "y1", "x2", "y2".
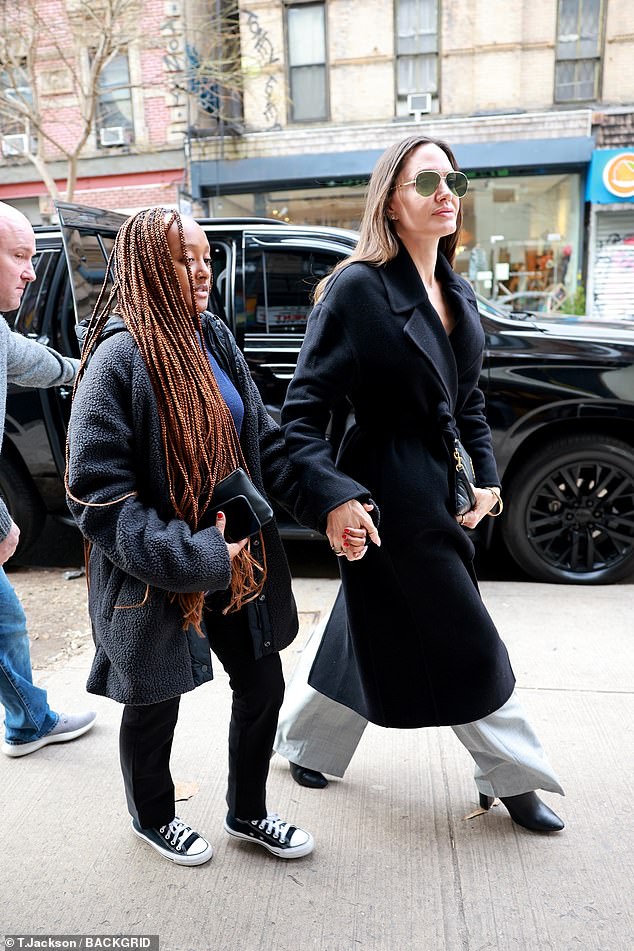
[
  {"x1": 555, "y1": 0, "x2": 604, "y2": 103},
  {"x1": 286, "y1": 2, "x2": 328, "y2": 122},
  {"x1": 96, "y1": 52, "x2": 134, "y2": 147},
  {"x1": 0, "y1": 61, "x2": 34, "y2": 155},
  {"x1": 395, "y1": 0, "x2": 438, "y2": 116},
  {"x1": 186, "y1": 0, "x2": 243, "y2": 133}
]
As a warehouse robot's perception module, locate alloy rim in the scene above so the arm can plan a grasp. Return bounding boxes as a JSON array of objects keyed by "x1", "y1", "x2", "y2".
[{"x1": 526, "y1": 459, "x2": 634, "y2": 574}]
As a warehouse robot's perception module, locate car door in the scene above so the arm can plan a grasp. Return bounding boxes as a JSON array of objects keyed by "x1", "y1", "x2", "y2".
[
  {"x1": 56, "y1": 201, "x2": 128, "y2": 328},
  {"x1": 0, "y1": 232, "x2": 79, "y2": 551},
  {"x1": 57, "y1": 202, "x2": 234, "y2": 329},
  {"x1": 239, "y1": 232, "x2": 350, "y2": 420}
]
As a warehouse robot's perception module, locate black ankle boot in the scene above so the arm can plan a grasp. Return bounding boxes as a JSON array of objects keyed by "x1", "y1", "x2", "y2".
[
  {"x1": 289, "y1": 761, "x2": 328, "y2": 789},
  {"x1": 479, "y1": 791, "x2": 564, "y2": 832}
]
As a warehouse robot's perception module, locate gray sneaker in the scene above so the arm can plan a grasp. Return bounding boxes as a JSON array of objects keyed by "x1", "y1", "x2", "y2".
[{"x1": 2, "y1": 710, "x2": 97, "y2": 757}]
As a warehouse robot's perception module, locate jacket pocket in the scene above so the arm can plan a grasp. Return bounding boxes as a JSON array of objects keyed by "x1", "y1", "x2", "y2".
[{"x1": 89, "y1": 559, "x2": 143, "y2": 624}]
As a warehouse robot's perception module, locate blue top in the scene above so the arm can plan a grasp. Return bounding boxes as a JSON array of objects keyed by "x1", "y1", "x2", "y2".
[{"x1": 201, "y1": 337, "x2": 244, "y2": 436}]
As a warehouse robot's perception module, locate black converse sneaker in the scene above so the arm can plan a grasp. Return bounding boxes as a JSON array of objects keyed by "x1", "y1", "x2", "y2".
[
  {"x1": 224, "y1": 812, "x2": 314, "y2": 859},
  {"x1": 131, "y1": 816, "x2": 213, "y2": 866}
]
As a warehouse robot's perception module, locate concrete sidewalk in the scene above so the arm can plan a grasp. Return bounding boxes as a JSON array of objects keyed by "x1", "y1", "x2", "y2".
[{"x1": 1, "y1": 578, "x2": 633, "y2": 951}]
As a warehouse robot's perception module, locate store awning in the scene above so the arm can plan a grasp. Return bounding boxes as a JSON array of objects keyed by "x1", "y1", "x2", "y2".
[{"x1": 192, "y1": 136, "x2": 595, "y2": 196}]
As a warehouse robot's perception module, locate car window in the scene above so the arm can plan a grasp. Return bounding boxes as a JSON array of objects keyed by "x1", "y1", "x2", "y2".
[
  {"x1": 242, "y1": 248, "x2": 337, "y2": 334},
  {"x1": 11, "y1": 249, "x2": 60, "y2": 338},
  {"x1": 209, "y1": 242, "x2": 230, "y2": 322},
  {"x1": 56, "y1": 281, "x2": 82, "y2": 359},
  {"x1": 65, "y1": 231, "x2": 116, "y2": 324}
]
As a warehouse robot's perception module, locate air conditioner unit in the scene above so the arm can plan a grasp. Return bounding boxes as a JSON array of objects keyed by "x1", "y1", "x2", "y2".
[
  {"x1": 407, "y1": 92, "x2": 432, "y2": 120},
  {"x1": 99, "y1": 126, "x2": 126, "y2": 147},
  {"x1": 2, "y1": 133, "x2": 29, "y2": 157}
]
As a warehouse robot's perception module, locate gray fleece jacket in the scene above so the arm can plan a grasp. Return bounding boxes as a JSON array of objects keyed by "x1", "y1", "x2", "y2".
[
  {"x1": 66, "y1": 314, "x2": 319, "y2": 705},
  {"x1": 0, "y1": 316, "x2": 78, "y2": 540}
]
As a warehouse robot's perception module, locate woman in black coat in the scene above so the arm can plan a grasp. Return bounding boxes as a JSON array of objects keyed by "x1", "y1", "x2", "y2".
[
  {"x1": 66, "y1": 208, "x2": 315, "y2": 865},
  {"x1": 281, "y1": 135, "x2": 565, "y2": 833}
]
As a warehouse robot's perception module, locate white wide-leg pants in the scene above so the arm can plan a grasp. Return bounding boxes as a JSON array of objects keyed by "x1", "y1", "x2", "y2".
[{"x1": 275, "y1": 620, "x2": 564, "y2": 799}]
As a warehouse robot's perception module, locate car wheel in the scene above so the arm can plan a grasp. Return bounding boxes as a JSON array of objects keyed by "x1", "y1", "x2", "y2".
[
  {"x1": 502, "y1": 434, "x2": 634, "y2": 584},
  {"x1": 0, "y1": 454, "x2": 46, "y2": 560}
]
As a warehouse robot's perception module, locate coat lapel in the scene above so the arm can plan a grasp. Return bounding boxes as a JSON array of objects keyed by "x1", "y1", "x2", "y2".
[{"x1": 379, "y1": 247, "x2": 459, "y2": 412}]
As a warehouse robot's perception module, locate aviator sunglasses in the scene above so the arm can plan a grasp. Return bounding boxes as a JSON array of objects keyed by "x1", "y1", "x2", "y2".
[{"x1": 394, "y1": 169, "x2": 469, "y2": 199}]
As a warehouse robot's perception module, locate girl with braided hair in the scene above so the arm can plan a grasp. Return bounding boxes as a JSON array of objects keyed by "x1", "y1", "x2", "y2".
[{"x1": 66, "y1": 207, "x2": 316, "y2": 865}]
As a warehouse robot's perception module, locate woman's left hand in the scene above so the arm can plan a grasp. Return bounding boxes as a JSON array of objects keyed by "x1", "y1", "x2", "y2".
[
  {"x1": 456, "y1": 486, "x2": 501, "y2": 530},
  {"x1": 326, "y1": 500, "x2": 380, "y2": 561}
]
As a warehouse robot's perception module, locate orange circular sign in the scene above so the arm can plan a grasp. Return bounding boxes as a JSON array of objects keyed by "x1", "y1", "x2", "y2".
[{"x1": 602, "y1": 152, "x2": 634, "y2": 198}]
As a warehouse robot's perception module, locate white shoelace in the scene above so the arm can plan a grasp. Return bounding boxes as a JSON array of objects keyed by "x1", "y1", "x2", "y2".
[
  {"x1": 253, "y1": 813, "x2": 291, "y2": 841},
  {"x1": 161, "y1": 817, "x2": 194, "y2": 849}
]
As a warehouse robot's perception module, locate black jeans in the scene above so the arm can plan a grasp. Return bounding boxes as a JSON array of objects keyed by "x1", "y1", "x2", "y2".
[{"x1": 119, "y1": 608, "x2": 285, "y2": 829}]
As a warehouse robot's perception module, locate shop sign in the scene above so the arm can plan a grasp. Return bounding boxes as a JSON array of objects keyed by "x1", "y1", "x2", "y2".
[{"x1": 586, "y1": 150, "x2": 634, "y2": 203}]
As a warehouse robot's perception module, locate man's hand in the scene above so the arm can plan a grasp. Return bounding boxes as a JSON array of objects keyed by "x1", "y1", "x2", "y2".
[{"x1": 0, "y1": 521, "x2": 20, "y2": 565}]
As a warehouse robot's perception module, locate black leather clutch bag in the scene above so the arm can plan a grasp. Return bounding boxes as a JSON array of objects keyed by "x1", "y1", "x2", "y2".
[
  {"x1": 203, "y1": 468, "x2": 274, "y2": 542},
  {"x1": 453, "y1": 439, "x2": 477, "y2": 516}
]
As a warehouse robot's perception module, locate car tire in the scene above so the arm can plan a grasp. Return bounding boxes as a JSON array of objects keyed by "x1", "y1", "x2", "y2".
[
  {"x1": 0, "y1": 453, "x2": 47, "y2": 561},
  {"x1": 501, "y1": 433, "x2": 634, "y2": 584}
]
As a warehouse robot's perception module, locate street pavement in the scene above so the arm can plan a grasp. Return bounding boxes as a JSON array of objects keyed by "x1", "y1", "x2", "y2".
[{"x1": 1, "y1": 575, "x2": 633, "y2": 951}]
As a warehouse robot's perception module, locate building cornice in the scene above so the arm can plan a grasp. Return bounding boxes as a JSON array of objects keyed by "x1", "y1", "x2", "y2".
[
  {"x1": 192, "y1": 109, "x2": 594, "y2": 164},
  {"x1": 0, "y1": 148, "x2": 186, "y2": 187}
]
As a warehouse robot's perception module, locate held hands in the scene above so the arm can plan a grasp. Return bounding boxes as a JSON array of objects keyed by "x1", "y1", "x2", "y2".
[
  {"x1": 456, "y1": 486, "x2": 503, "y2": 531},
  {"x1": 326, "y1": 500, "x2": 381, "y2": 562},
  {"x1": 0, "y1": 521, "x2": 20, "y2": 565},
  {"x1": 215, "y1": 511, "x2": 248, "y2": 559}
]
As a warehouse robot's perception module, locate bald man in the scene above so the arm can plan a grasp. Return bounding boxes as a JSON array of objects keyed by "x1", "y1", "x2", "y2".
[{"x1": 0, "y1": 201, "x2": 96, "y2": 756}]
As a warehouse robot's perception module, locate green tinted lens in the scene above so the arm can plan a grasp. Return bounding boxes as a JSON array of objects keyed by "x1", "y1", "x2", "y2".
[
  {"x1": 414, "y1": 170, "x2": 469, "y2": 198},
  {"x1": 447, "y1": 171, "x2": 469, "y2": 197},
  {"x1": 414, "y1": 171, "x2": 442, "y2": 196}
]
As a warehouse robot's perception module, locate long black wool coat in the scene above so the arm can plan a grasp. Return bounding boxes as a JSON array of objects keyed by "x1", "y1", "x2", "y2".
[
  {"x1": 282, "y1": 247, "x2": 516, "y2": 728},
  {"x1": 67, "y1": 313, "x2": 314, "y2": 706}
]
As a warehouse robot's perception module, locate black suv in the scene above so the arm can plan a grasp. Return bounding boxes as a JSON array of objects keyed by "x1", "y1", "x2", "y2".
[{"x1": 2, "y1": 202, "x2": 634, "y2": 584}]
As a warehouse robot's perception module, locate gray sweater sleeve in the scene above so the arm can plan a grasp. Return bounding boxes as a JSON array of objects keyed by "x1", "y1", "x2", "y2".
[
  {"x1": 5, "y1": 324, "x2": 78, "y2": 389},
  {"x1": 0, "y1": 321, "x2": 78, "y2": 541},
  {"x1": 0, "y1": 499, "x2": 11, "y2": 542}
]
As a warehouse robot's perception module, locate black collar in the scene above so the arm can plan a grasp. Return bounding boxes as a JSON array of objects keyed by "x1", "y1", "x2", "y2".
[{"x1": 379, "y1": 245, "x2": 465, "y2": 314}]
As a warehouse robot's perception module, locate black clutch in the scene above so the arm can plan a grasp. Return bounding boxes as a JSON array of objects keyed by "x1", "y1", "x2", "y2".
[
  {"x1": 203, "y1": 468, "x2": 274, "y2": 542},
  {"x1": 453, "y1": 439, "x2": 477, "y2": 516}
]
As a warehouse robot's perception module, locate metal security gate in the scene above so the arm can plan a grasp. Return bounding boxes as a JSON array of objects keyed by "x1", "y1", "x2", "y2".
[{"x1": 589, "y1": 208, "x2": 634, "y2": 319}]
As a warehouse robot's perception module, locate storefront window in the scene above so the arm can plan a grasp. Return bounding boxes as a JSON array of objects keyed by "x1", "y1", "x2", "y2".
[
  {"x1": 455, "y1": 172, "x2": 581, "y2": 309},
  {"x1": 208, "y1": 183, "x2": 368, "y2": 230}
]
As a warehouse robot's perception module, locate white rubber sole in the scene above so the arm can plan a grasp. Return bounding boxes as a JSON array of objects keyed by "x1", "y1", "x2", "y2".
[{"x1": 2, "y1": 714, "x2": 97, "y2": 757}]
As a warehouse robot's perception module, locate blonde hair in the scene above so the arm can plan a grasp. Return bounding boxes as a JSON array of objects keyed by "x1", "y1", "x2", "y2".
[
  {"x1": 314, "y1": 135, "x2": 464, "y2": 301},
  {"x1": 68, "y1": 207, "x2": 265, "y2": 632}
]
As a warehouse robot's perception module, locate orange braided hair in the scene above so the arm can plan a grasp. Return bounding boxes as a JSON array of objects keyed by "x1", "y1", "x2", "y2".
[{"x1": 69, "y1": 207, "x2": 266, "y2": 632}]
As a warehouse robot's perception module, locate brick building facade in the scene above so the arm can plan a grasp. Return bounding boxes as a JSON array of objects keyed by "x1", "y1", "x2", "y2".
[{"x1": 0, "y1": 0, "x2": 190, "y2": 221}]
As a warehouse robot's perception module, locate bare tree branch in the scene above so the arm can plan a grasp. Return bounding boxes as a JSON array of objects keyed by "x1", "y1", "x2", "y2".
[{"x1": 0, "y1": 0, "x2": 249, "y2": 205}]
